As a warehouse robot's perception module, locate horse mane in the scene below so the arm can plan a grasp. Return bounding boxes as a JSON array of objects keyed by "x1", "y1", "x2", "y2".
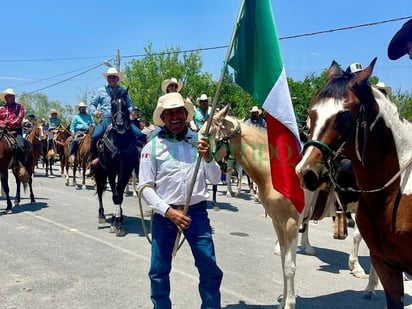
[{"x1": 313, "y1": 73, "x2": 353, "y2": 105}]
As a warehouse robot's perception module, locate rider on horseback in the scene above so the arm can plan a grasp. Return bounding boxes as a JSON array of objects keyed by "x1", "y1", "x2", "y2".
[
  {"x1": 0, "y1": 88, "x2": 31, "y2": 169},
  {"x1": 87, "y1": 67, "x2": 145, "y2": 177},
  {"x1": 69, "y1": 101, "x2": 95, "y2": 164}
]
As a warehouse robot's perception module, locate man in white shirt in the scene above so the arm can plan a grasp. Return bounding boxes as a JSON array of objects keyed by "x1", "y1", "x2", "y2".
[{"x1": 138, "y1": 92, "x2": 223, "y2": 309}]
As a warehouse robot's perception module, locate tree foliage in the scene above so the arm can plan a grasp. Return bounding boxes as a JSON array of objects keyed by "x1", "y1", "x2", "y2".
[{"x1": 7, "y1": 43, "x2": 412, "y2": 127}]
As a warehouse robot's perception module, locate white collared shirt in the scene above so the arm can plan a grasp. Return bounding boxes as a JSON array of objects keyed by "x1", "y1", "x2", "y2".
[{"x1": 138, "y1": 129, "x2": 221, "y2": 216}]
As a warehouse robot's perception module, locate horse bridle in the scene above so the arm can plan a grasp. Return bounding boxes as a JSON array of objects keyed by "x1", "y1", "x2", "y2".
[
  {"x1": 303, "y1": 96, "x2": 412, "y2": 194},
  {"x1": 212, "y1": 120, "x2": 242, "y2": 162}
]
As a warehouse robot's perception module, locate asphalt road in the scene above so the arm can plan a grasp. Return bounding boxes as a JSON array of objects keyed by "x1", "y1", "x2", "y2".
[{"x1": 0, "y1": 165, "x2": 411, "y2": 309}]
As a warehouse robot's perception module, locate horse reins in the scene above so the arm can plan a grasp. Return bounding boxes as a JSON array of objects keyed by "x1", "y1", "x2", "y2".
[{"x1": 303, "y1": 101, "x2": 412, "y2": 194}]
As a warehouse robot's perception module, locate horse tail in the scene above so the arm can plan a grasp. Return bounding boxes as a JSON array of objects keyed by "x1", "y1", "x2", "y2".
[{"x1": 14, "y1": 165, "x2": 30, "y2": 192}]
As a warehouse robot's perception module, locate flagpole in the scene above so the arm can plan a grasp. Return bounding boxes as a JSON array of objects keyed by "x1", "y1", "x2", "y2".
[{"x1": 172, "y1": 0, "x2": 246, "y2": 257}]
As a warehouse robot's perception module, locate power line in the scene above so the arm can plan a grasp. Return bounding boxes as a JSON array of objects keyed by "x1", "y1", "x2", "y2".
[
  {"x1": 8, "y1": 15, "x2": 412, "y2": 94},
  {"x1": 27, "y1": 62, "x2": 105, "y2": 94},
  {"x1": 280, "y1": 16, "x2": 412, "y2": 40},
  {"x1": 1, "y1": 16, "x2": 411, "y2": 63}
]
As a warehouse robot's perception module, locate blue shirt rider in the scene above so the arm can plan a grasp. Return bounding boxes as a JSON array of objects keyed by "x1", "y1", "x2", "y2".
[
  {"x1": 87, "y1": 67, "x2": 145, "y2": 176},
  {"x1": 68, "y1": 102, "x2": 95, "y2": 163},
  {"x1": 47, "y1": 109, "x2": 62, "y2": 151}
]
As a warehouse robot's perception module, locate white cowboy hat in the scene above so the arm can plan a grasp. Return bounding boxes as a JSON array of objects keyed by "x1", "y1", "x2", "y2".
[
  {"x1": 49, "y1": 108, "x2": 59, "y2": 116},
  {"x1": 161, "y1": 77, "x2": 183, "y2": 94},
  {"x1": 77, "y1": 101, "x2": 88, "y2": 111},
  {"x1": 153, "y1": 92, "x2": 194, "y2": 126},
  {"x1": 374, "y1": 82, "x2": 392, "y2": 97},
  {"x1": 102, "y1": 67, "x2": 125, "y2": 82},
  {"x1": 0, "y1": 88, "x2": 17, "y2": 101},
  {"x1": 250, "y1": 106, "x2": 262, "y2": 114},
  {"x1": 388, "y1": 19, "x2": 412, "y2": 60},
  {"x1": 196, "y1": 94, "x2": 209, "y2": 105}
]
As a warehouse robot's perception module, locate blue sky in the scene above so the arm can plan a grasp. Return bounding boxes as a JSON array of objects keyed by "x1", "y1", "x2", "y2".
[{"x1": 1, "y1": 0, "x2": 411, "y2": 109}]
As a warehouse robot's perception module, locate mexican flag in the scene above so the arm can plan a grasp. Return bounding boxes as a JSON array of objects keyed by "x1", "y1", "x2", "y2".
[{"x1": 228, "y1": 0, "x2": 304, "y2": 213}]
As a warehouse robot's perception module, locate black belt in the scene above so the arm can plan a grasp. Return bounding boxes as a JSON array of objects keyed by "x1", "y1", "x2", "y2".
[{"x1": 170, "y1": 200, "x2": 206, "y2": 211}]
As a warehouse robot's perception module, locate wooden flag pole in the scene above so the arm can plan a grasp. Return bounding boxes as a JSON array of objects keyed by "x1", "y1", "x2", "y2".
[{"x1": 172, "y1": 0, "x2": 246, "y2": 256}]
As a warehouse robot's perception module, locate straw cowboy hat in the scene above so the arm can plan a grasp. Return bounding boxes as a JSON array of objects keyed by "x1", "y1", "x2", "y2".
[
  {"x1": 102, "y1": 67, "x2": 125, "y2": 82},
  {"x1": 76, "y1": 101, "x2": 88, "y2": 111},
  {"x1": 388, "y1": 19, "x2": 412, "y2": 60},
  {"x1": 0, "y1": 88, "x2": 17, "y2": 101},
  {"x1": 153, "y1": 92, "x2": 194, "y2": 126},
  {"x1": 250, "y1": 106, "x2": 262, "y2": 115},
  {"x1": 196, "y1": 94, "x2": 209, "y2": 105},
  {"x1": 161, "y1": 78, "x2": 183, "y2": 94},
  {"x1": 49, "y1": 109, "x2": 59, "y2": 116},
  {"x1": 374, "y1": 82, "x2": 392, "y2": 97}
]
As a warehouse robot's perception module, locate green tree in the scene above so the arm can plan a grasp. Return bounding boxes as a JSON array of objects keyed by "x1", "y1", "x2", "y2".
[
  {"x1": 18, "y1": 92, "x2": 72, "y2": 125},
  {"x1": 123, "y1": 43, "x2": 215, "y2": 123}
]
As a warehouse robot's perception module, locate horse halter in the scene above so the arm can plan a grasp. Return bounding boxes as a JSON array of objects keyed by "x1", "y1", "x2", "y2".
[{"x1": 212, "y1": 120, "x2": 241, "y2": 162}]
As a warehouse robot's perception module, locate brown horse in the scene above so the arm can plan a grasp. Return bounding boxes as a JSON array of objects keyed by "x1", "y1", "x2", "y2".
[
  {"x1": 54, "y1": 123, "x2": 71, "y2": 177},
  {"x1": 296, "y1": 58, "x2": 412, "y2": 309},
  {"x1": 25, "y1": 122, "x2": 43, "y2": 175},
  {"x1": 0, "y1": 128, "x2": 34, "y2": 213},
  {"x1": 201, "y1": 106, "x2": 300, "y2": 309},
  {"x1": 64, "y1": 126, "x2": 94, "y2": 189}
]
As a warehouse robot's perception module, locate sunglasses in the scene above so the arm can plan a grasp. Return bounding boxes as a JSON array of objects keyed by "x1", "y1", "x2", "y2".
[{"x1": 168, "y1": 84, "x2": 178, "y2": 89}]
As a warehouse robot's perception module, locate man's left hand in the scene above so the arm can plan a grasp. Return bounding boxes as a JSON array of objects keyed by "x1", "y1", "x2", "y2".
[{"x1": 197, "y1": 137, "x2": 212, "y2": 163}]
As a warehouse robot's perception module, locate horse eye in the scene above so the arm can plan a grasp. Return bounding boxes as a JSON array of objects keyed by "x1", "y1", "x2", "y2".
[{"x1": 335, "y1": 111, "x2": 354, "y2": 132}]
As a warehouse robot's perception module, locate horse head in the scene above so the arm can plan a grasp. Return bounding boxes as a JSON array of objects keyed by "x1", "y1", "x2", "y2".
[
  {"x1": 296, "y1": 58, "x2": 380, "y2": 191},
  {"x1": 110, "y1": 87, "x2": 130, "y2": 134},
  {"x1": 199, "y1": 104, "x2": 241, "y2": 163}
]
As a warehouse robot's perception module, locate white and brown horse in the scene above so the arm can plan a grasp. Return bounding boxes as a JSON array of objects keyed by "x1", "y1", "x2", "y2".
[
  {"x1": 201, "y1": 106, "x2": 300, "y2": 309},
  {"x1": 296, "y1": 58, "x2": 412, "y2": 309}
]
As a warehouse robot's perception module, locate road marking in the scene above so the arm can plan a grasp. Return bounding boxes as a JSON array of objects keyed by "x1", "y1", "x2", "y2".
[{"x1": 26, "y1": 211, "x2": 263, "y2": 305}]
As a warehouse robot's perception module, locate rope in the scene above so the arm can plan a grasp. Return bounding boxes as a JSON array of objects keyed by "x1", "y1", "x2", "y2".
[{"x1": 137, "y1": 183, "x2": 186, "y2": 251}]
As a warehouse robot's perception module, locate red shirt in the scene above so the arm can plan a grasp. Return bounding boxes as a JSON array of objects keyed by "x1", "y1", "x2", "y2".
[{"x1": 0, "y1": 102, "x2": 25, "y2": 129}]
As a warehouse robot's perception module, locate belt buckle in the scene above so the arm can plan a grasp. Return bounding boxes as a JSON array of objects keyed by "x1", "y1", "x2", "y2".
[{"x1": 172, "y1": 205, "x2": 185, "y2": 211}]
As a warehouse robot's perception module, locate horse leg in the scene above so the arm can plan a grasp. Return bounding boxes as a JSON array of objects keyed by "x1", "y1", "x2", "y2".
[
  {"x1": 1, "y1": 174, "x2": 13, "y2": 213},
  {"x1": 348, "y1": 215, "x2": 368, "y2": 278},
  {"x1": 235, "y1": 165, "x2": 242, "y2": 196},
  {"x1": 132, "y1": 169, "x2": 138, "y2": 198},
  {"x1": 28, "y1": 176, "x2": 35, "y2": 203},
  {"x1": 96, "y1": 171, "x2": 107, "y2": 224},
  {"x1": 371, "y1": 255, "x2": 404, "y2": 309},
  {"x1": 109, "y1": 176, "x2": 126, "y2": 237},
  {"x1": 72, "y1": 163, "x2": 77, "y2": 187},
  {"x1": 363, "y1": 263, "x2": 379, "y2": 299},
  {"x1": 14, "y1": 177, "x2": 21, "y2": 206},
  {"x1": 82, "y1": 161, "x2": 87, "y2": 190},
  {"x1": 271, "y1": 210, "x2": 299, "y2": 309}
]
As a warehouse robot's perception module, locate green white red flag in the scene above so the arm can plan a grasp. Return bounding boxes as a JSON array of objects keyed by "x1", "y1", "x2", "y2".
[{"x1": 228, "y1": 0, "x2": 304, "y2": 212}]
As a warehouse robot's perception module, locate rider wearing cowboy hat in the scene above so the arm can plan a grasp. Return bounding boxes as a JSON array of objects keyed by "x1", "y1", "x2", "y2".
[
  {"x1": 161, "y1": 77, "x2": 183, "y2": 94},
  {"x1": 69, "y1": 102, "x2": 95, "y2": 163},
  {"x1": 388, "y1": 18, "x2": 412, "y2": 60},
  {"x1": 245, "y1": 106, "x2": 267, "y2": 128},
  {"x1": 87, "y1": 67, "x2": 145, "y2": 177},
  {"x1": 47, "y1": 108, "x2": 62, "y2": 153},
  {"x1": 0, "y1": 88, "x2": 31, "y2": 169}
]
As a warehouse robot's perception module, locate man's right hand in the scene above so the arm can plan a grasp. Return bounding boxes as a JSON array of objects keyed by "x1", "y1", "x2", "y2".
[
  {"x1": 165, "y1": 207, "x2": 192, "y2": 232},
  {"x1": 95, "y1": 111, "x2": 102, "y2": 118}
]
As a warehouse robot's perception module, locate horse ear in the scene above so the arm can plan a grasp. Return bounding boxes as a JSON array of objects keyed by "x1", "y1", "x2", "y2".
[
  {"x1": 215, "y1": 104, "x2": 230, "y2": 121},
  {"x1": 326, "y1": 60, "x2": 342, "y2": 81},
  {"x1": 353, "y1": 57, "x2": 377, "y2": 85}
]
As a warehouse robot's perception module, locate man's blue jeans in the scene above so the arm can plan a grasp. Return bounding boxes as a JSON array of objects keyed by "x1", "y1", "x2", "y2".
[
  {"x1": 149, "y1": 201, "x2": 223, "y2": 309},
  {"x1": 91, "y1": 118, "x2": 145, "y2": 157}
]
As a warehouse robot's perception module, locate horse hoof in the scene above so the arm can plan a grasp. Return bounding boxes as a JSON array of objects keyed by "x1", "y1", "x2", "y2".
[
  {"x1": 98, "y1": 216, "x2": 106, "y2": 224},
  {"x1": 109, "y1": 225, "x2": 117, "y2": 233},
  {"x1": 116, "y1": 227, "x2": 126, "y2": 237}
]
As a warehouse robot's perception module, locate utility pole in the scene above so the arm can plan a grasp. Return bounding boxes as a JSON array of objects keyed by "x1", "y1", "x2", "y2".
[{"x1": 115, "y1": 49, "x2": 121, "y2": 71}]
